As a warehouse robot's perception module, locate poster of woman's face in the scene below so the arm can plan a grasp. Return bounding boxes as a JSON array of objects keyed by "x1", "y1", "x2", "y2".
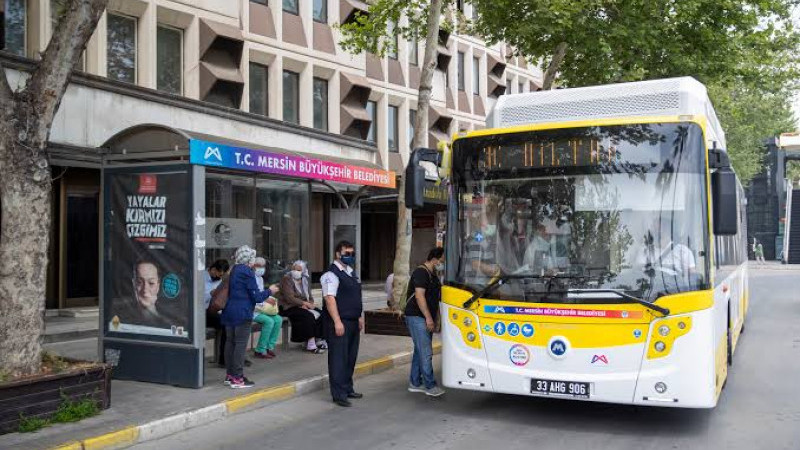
[{"x1": 105, "y1": 170, "x2": 192, "y2": 339}]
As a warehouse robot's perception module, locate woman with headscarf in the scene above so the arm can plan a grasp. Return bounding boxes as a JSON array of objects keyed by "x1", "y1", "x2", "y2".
[
  {"x1": 279, "y1": 260, "x2": 327, "y2": 353},
  {"x1": 221, "y1": 245, "x2": 277, "y2": 388}
]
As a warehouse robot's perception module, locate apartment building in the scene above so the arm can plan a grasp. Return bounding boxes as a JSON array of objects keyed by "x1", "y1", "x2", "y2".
[{"x1": 1, "y1": 0, "x2": 542, "y2": 311}]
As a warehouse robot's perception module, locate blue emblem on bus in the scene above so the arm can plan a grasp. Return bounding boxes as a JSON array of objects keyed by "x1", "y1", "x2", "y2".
[
  {"x1": 550, "y1": 339, "x2": 567, "y2": 357},
  {"x1": 521, "y1": 324, "x2": 534, "y2": 337},
  {"x1": 508, "y1": 323, "x2": 520, "y2": 337},
  {"x1": 633, "y1": 329, "x2": 642, "y2": 339},
  {"x1": 494, "y1": 322, "x2": 506, "y2": 336}
]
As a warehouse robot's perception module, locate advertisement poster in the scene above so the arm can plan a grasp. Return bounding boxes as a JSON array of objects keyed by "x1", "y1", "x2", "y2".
[{"x1": 105, "y1": 169, "x2": 192, "y2": 339}]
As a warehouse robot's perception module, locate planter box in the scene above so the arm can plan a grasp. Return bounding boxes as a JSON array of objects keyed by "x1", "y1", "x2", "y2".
[
  {"x1": 364, "y1": 309, "x2": 410, "y2": 336},
  {"x1": 0, "y1": 360, "x2": 112, "y2": 434}
]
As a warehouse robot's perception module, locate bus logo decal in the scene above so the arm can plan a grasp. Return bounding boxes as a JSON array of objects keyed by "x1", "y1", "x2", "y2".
[
  {"x1": 548, "y1": 337, "x2": 569, "y2": 359},
  {"x1": 493, "y1": 322, "x2": 506, "y2": 336},
  {"x1": 591, "y1": 355, "x2": 609, "y2": 364}
]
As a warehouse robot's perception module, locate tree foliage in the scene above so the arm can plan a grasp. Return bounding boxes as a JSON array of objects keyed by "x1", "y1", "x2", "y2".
[
  {"x1": 708, "y1": 83, "x2": 796, "y2": 184},
  {"x1": 470, "y1": 0, "x2": 800, "y2": 91},
  {"x1": 337, "y1": 0, "x2": 454, "y2": 58}
]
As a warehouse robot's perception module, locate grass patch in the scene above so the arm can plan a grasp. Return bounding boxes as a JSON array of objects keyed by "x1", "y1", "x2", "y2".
[
  {"x1": 42, "y1": 352, "x2": 70, "y2": 374},
  {"x1": 17, "y1": 414, "x2": 49, "y2": 433},
  {"x1": 52, "y1": 395, "x2": 99, "y2": 423},
  {"x1": 17, "y1": 394, "x2": 100, "y2": 433}
]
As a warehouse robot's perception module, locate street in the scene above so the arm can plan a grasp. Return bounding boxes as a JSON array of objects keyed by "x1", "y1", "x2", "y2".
[{"x1": 132, "y1": 267, "x2": 800, "y2": 450}]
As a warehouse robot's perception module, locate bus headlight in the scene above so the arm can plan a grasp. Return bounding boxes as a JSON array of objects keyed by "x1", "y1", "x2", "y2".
[
  {"x1": 654, "y1": 382, "x2": 668, "y2": 394},
  {"x1": 467, "y1": 332, "x2": 476, "y2": 342},
  {"x1": 658, "y1": 325, "x2": 671, "y2": 337},
  {"x1": 654, "y1": 341, "x2": 666, "y2": 352},
  {"x1": 467, "y1": 368, "x2": 476, "y2": 379},
  {"x1": 463, "y1": 317, "x2": 473, "y2": 327}
]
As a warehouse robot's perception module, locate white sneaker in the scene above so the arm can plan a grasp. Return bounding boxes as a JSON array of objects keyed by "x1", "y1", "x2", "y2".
[
  {"x1": 425, "y1": 386, "x2": 445, "y2": 397},
  {"x1": 408, "y1": 384, "x2": 426, "y2": 393}
]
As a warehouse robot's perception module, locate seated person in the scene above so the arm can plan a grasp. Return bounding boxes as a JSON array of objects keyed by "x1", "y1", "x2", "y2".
[
  {"x1": 279, "y1": 261, "x2": 327, "y2": 354},
  {"x1": 205, "y1": 259, "x2": 229, "y2": 366},
  {"x1": 252, "y1": 257, "x2": 282, "y2": 359},
  {"x1": 523, "y1": 224, "x2": 566, "y2": 275}
]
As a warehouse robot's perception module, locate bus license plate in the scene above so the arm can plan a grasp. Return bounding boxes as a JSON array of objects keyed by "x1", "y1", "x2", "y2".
[{"x1": 531, "y1": 378, "x2": 590, "y2": 398}]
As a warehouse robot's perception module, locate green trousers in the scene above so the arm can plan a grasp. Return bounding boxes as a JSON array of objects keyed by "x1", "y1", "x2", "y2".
[{"x1": 253, "y1": 313, "x2": 283, "y2": 353}]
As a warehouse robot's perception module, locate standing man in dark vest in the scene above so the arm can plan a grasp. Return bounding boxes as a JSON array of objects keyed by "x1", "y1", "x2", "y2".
[{"x1": 320, "y1": 240, "x2": 364, "y2": 407}]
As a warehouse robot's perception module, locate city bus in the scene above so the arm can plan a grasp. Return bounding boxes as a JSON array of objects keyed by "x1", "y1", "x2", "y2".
[{"x1": 406, "y1": 77, "x2": 748, "y2": 408}]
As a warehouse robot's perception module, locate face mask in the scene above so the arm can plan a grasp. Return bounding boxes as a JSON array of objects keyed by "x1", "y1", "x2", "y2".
[
  {"x1": 483, "y1": 224, "x2": 497, "y2": 237},
  {"x1": 340, "y1": 255, "x2": 356, "y2": 266},
  {"x1": 291, "y1": 270, "x2": 303, "y2": 280},
  {"x1": 254, "y1": 267, "x2": 266, "y2": 277},
  {"x1": 434, "y1": 263, "x2": 445, "y2": 272}
]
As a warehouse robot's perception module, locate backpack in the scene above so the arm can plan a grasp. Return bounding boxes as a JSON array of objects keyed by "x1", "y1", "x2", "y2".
[
  {"x1": 208, "y1": 273, "x2": 230, "y2": 314},
  {"x1": 399, "y1": 266, "x2": 432, "y2": 312}
]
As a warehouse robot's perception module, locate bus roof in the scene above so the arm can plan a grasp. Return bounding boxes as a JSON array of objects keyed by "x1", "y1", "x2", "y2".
[{"x1": 483, "y1": 77, "x2": 726, "y2": 150}]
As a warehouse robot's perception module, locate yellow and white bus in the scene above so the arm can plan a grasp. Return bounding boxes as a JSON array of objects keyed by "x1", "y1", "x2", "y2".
[{"x1": 406, "y1": 77, "x2": 748, "y2": 408}]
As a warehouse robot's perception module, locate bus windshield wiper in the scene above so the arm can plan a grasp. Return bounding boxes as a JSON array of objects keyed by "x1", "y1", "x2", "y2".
[
  {"x1": 568, "y1": 288, "x2": 670, "y2": 316},
  {"x1": 462, "y1": 273, "x2": 584, "y2": 309},
  {"x1": 463, "y1": 273, "x2": 511, "y2": 309}
]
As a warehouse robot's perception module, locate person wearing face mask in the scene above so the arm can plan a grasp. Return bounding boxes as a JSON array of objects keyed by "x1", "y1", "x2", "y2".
[
  {"x1": 204, "y1": 259, "x2": 230, "y2": 367},
  {"x1": 464, "y1": 200, "x2": 500, "y2": 285},
  {"x1": 404, "y1": 247, "x2": 446, "y2": 397},
  {"x1": 220, "y1": 246, "x2": 278, "y2": 389},
  {"x1": 279, "y1": 261, "x2": 326, "y2": 354},
  {"x1": 252, "y1": 257, "x2": 283, "y2": 359},
  {"x1": 320, "y1": 240, "x2": 364, "y2": 407}
]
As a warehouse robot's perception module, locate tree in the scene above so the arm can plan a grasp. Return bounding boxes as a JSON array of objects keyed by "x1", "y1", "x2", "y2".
[
  {"x1": 708, "y1": 82, "x2": 796, "y2": 184},
  {"x1": 339, "y1": 0, "x2": 448, "y2": 309},
  {"x1": 0, "y1": 0, "x2": 109, "y2": 376},
  {"x1": 470, "y1": 0, "x2": 800, "y2": 91}
]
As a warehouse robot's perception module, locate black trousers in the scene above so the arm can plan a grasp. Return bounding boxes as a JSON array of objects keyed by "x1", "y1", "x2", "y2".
[
  {"x1": 324, "y1": 317, "x2": 360, "y2": 401},
  {"x1": 205, "y1": 308, "x2": 226, "y2": 365},
  {"x1": 281, "y1": 307, "x2": 323, "y2": 342}
]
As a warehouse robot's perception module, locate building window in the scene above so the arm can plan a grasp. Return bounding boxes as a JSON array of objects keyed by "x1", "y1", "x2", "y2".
[
  {"x1": 408, "y1": 109, "x2": 417, "y2": 149},
  {"x1": 250, "y1": 0, "x2": 267, "y2": 4},
  {"x1": 388, "y1": 105, "x2": 399, "y2": 152},
  {"x1": 387, "y1": 22, "x2": 398, "y2": 60},
  {"x1": 107, "y1": 14, "x2": 137, "y2": 84},
  {"x1": 313, "y1": 0, "x2": 327, "y2": 23},
  {"x1": 156, "y1": 25, "x2": 182, "y2": 95},
  {"x1": 471, "y1": 1, "x2": 478, "y2": 20},
  {"x1": 518, "y1": 82, "x2": 524, "y2": 94},
  {"x1": 472, "y1": 56, "x2": 480, "y2": 95},
  {"x1": 457, "y1": 51, "x2": 465, "y2": 91},
  {"x1": 249, "y1": 63, "x2": 268, "y2": 116},
  {"x1": 457, "y1": 0, "x2": 464, "y2": 12},
  {"x1": 283, "y1": 0, "x2": 298, "y2": 15},
  {"x1": 283, "y1": 70, "x2": 300, "y2": 124},
  {"x1": 409, "y1": 38, "x2": 418, "y2": 66},
  {"x1": 2, "y1": 0, "x2": 26, "y2": 56},
  {"x1": 366, "y1": 101, "x2": 377, "y2": 143},
  {"x1": 313, "y1": 77, "x2": 328, "y2": 131}
]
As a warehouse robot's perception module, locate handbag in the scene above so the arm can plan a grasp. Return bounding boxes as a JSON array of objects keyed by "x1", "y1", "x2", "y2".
[
  {"x1": 209, "y1": 273, "x2": 230, "y2": 314},
  {"x1": 256, "y1": 297, "x2": 280, "y2": 316}
]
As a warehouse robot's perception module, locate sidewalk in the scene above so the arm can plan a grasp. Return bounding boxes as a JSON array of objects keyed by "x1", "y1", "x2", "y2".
[
  {"x1": 2, "y1": 331, "x2": 419, "y2": 450},
  {"x1": 747, "y1": 261, "x2": 800, "y2": 271},
  {"x1": 3, "y1": 287, "x2": 404, "y2": 450}
]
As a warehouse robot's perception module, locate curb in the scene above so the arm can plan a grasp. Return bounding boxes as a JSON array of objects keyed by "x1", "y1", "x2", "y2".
[{"x1": 50, "y1": 342, "x2": 442, "y2": 450}]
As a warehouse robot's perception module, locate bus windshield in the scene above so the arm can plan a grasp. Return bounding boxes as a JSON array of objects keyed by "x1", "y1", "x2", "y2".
[{"x1": 448, "y1": 122, "x2": 710, "y2": 303}]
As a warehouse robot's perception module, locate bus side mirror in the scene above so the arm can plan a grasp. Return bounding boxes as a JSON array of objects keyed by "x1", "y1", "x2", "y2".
[
  {"x1": 712, "y1": 169, "x2": 738, "y2": 236},
  {"x1": 405, "y1": 148, "x2": 441, "y2": 210}
]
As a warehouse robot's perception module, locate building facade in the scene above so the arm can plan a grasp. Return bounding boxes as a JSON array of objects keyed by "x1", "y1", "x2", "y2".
[{"x1": 1, "y1": 0, "x2": 542, "y2": 311}]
